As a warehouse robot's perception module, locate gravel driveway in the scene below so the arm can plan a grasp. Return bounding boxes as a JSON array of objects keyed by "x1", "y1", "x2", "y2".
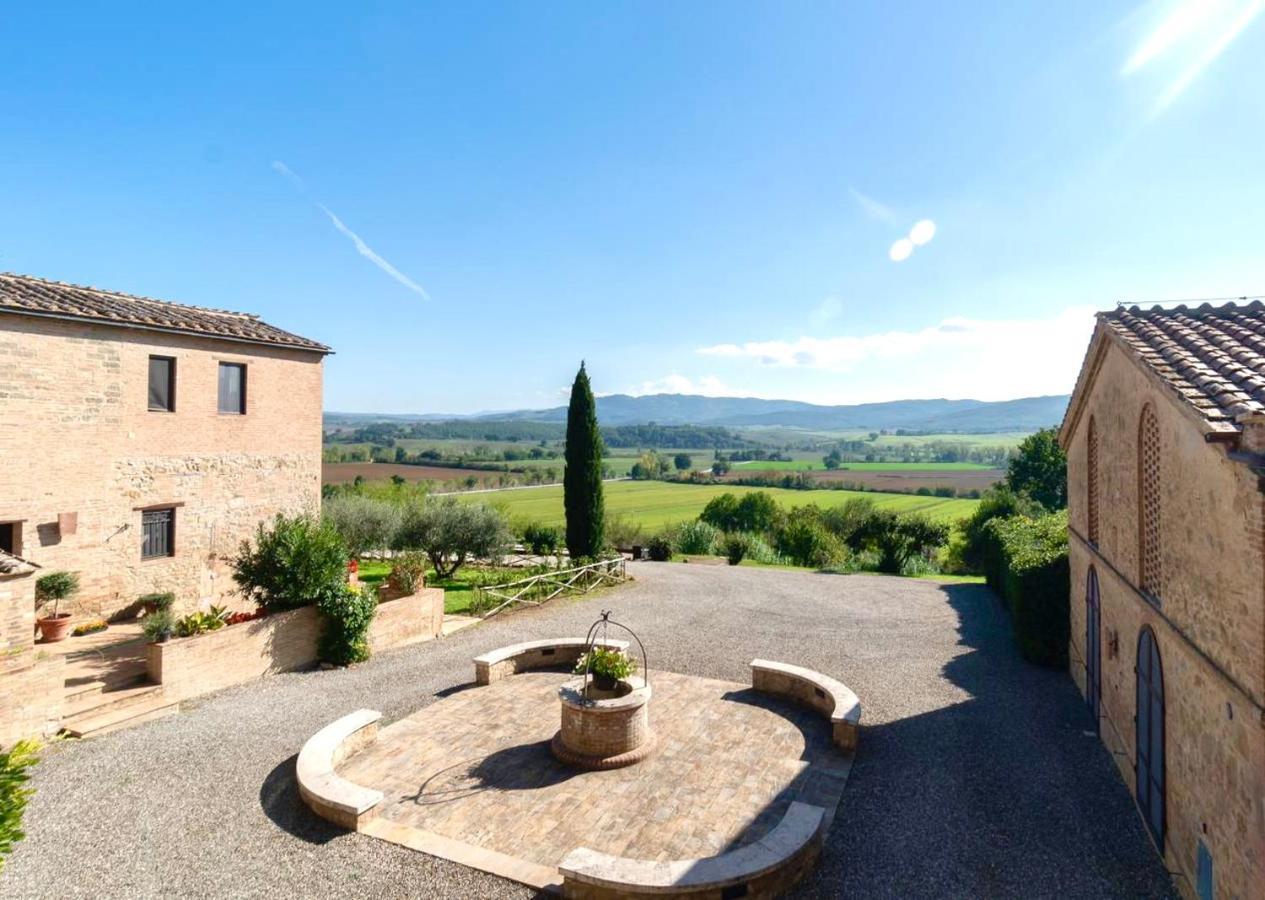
[{"x1": 2, "y1": 563, "x2": 1174, "y2": 898}]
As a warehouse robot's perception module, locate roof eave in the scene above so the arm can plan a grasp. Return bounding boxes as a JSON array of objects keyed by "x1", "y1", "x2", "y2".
[{"x1": 0, "y1": 307, "x2": 333, "y2": 356}]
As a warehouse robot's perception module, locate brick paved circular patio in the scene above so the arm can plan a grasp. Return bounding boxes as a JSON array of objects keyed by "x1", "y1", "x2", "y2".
[{"x1": 339, "y1": 669, "x2": 851, "y2": 890}]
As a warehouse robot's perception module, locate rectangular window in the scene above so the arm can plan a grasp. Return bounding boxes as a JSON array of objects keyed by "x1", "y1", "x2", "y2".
[
  {"x1": 141, "y1": 507, "x2": 175, "y2": 560},
  {"x1": 217, "y1": 362, "x2": 246, "y2": 414},
  {"x1": 148, "y1": 355, "x2": 176, "y2": 411},
  {"x1": 0, "y1": 522, "x2": 19, "y2": 556}
]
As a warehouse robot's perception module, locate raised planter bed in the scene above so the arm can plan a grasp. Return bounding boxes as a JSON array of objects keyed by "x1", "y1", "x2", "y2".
[{"x1": 147, "y1": 588, "x2": 444, "y2": 702}]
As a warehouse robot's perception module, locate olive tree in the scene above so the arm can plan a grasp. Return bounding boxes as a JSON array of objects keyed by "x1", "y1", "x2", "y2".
[
  {"x1": 394, "y1": 498, "x2": 511, "y2": 578},
  {"x1": 322, "y1": 494, "x2": 401, "y2": 558}
]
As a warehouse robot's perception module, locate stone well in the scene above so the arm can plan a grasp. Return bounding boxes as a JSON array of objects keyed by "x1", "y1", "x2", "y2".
[{"x1": 551, "y1": 675, "x2": 653, "y2": 770}]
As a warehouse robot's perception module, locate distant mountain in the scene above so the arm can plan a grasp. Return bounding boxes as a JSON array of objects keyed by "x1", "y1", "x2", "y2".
[{"x1": 476, "y1": 393, "x2": 1069, "y2": 432}]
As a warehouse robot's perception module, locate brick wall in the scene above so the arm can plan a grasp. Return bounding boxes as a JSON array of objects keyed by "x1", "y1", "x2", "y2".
[
  {"x1": 0, "y1": 314, "x2": 324, "y2": 620},
  {"x1": 148, "y1": 589, "x2": 444, "y2": 702},
  {"x1": 1064, "y1": 333, "x2": 1265, "y2": 899}
]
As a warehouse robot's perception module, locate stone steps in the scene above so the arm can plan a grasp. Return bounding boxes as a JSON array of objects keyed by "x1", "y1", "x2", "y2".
[
  {"x1": 63, "y1": 680, "x2": 162, "y2": 719},
  {"x1": 60, "y1": 698, "x2": 180, "y2": 744}
]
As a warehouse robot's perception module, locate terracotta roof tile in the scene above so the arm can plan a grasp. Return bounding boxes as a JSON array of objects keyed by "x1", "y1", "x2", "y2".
[
  {"x1": 0, "y1": 272, "x2": 330, "y2": 353},
  {"x1": 1102, "y1": 300, "x2": 1265, "y2": 429}
]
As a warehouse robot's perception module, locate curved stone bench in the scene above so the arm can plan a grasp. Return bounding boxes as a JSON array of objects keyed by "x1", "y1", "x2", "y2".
[
  {"x1": 751, "y1": 659, "x2": 862, "y2": 752},
  {"x1": 474, "y1": 637, "x2": 630, "y2": 685},
  {"x1": 297, "y1": 709, "x2": 384, "y2": 830},
  {"x1": 560, "y1": 801, "x2": 825, "y2": 898}
]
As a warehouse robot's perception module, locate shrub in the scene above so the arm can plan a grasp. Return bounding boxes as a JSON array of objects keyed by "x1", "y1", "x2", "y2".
[
  {"x1": 820, "y1": 498, "x2": 876, "y2": 549},
  {"x1": 982, "y1": 511, "x2": 1070, "y2": 667},
  {"x1": 952, "y1": 486, "x2": 1045, "y2": 574},
  {"x1": 321, "y1": 494, "x2": 401, "y2": 558},
  {"x1": 774, "y1": 508, "x2": 844, "y2": 568},
  {"x1": 676, "y1": 520, "x2": 720, "y2": 555},
  {"x1": 394, "y1": 498, "x2": 511, "y2": 578},
  {"x1": 317, "y1": 584, "x2": 378, "y2": 666},
  {"x1": 646, "y1": 534, "x2": 673, "y2": 562},
  {"x1": 855, "y1": 510, "x2": 950, "y2": 574},
  {"x1": 0, "y1": 740, "x2": 39, "y2": 871},
  {"x1": 139, "y1": 592, "x2": 175, "y2": 613},
  {"x1": 386, "y1": 552, "x2": 428, "y2": 596},
  {"x1": 142, "y1": 610, "x2": 175, "y2": 642},
  {"x1": 521, "y1": 521, "x2": 561, "y2": 556},
  {"x1": 724, "y1": 532, "x2": 754, "y2": 565},
  {"x1": 604, "y1": 514, "x2": 645, "y2": 550},
  {"x1": 174, "y1": 606, "x2": 229, "y2": 638},
  {"x1": 232, "y1": 513, "x2": 349, "y2": 613},
  {"x1": 35, "y1": 571, "x2": 78, "y2": 618},
  {"x1": 71, "y1": 619, "x2": 108, "y2": 637}
]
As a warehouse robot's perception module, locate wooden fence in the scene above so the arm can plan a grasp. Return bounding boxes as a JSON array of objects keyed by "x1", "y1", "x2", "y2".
[{"x1": 471, "y1": 556, "x2": 627, "y2": 619}]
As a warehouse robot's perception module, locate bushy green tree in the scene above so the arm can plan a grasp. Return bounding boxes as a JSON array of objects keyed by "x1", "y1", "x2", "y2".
[
  {"x1": 564, "y1": 363, "x2": 606, "y2": 556},
  {"x1": 322, "y1": 494, "x2": 401, "y2": 558},
  {"x1": 774, "y1": 507, "x2": 844, "y2": 568},
  {"x1": 232, "y1": 513, "x2": 349, "y2": 613},
  {"x1": 821, "y1": 498, "x2": 877, "y2": 549},
  {"x1": 1006, "y1": 427, "x2": 1067, "y2": 510},
  {"x1": 673, "y1": 453, "x2": 692, "y2": 471},
  {"x1": 823, "y1": 449, "x2": 843, "y2": 469},
  {"x1": 395, "y1": 497, "x2": 511, "y2": 578},
  {"x1": 856, "y1": 510, "x2": 950, "y2": 574},
  {"x1": 700, "y1": 493, "x2": 741, "y2": 531},
  {"x1": 0, "y1": 740, "x2": 39, "y2": 871}
]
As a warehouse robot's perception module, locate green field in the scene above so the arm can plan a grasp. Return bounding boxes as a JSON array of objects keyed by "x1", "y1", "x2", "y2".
[
  {"x1": 461, "y1": 480, "x2": 978, "y2": 530},
  {"x1": 731, "y1": 460, "x2": 995, "y2": 472}
]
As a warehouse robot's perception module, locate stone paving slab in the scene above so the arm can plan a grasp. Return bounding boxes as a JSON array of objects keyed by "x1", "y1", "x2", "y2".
[{"x1": 339, "y1": 669, "x2": 851, "y2": 883}]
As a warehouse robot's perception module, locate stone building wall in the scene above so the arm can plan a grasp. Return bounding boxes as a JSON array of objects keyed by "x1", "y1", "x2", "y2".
[
  {"x1": 0, "y1": 314, "x2": 324, "y2": 620},
  {"x1": 1064, "y1": 332, "x2": 1265, "y2": 899}
]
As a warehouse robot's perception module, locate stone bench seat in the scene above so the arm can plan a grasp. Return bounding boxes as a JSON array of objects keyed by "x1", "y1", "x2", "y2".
[
  {"x1": 296, "y1": 708, "x2": 384, "y2": 830},
  {"x1": 559, "y1": 801, "x2": 825, "y2": 898},
  {"x1": 750, "y1": 659, "x2": 862, "y2": 752},
  {"x1": 473, "y1": 637, "x2": 629, "y2": 685}
]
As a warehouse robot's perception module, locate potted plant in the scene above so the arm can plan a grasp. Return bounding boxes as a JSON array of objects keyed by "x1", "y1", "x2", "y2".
[
  {"x1": 35, "y1": 571, "x2": 79, "y2": 643},
  {"x1": 142, "y1": 609, "x2": 175, "y2": 643},
  {"x1": 574, "y1": 646, "x2": 636, "y2": 692},
  {"x1": 139, "y1": 592, "x2": 176, "y2": 616}
]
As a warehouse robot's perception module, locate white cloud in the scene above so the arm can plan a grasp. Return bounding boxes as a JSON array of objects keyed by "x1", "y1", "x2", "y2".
[
  {"x1": 696, "y1": 306, "x2": 1098, "y2": 402},
  {"x1": 889, "y1": 238, "x2": 914, "y2": 262},
  {"x1": 272, "y1": 160, "x2": 431, "y2": 301},
  {"x1": 909, "y1": 219, "x2": 937, "y2": 246},
  {"x1": 622, "y1": 374, "x2": 738, "y2": 397},
  {"x1": 849, "y1": 187, "x2": 897, "y2": 223}
]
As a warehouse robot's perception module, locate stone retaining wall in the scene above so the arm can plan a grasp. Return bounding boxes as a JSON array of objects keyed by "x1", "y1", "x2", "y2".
[{"x1": 148, "y1": 588, "x2": 444, "y2": 702}]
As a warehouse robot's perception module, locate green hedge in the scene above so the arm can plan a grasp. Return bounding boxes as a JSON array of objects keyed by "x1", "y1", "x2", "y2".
[{"x1": 981, "y1": 511, "x2": 1069, "y2": 667}]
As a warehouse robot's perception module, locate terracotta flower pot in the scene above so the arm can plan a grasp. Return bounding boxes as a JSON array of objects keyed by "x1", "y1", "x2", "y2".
[{"x1": 37, "y1": 613, "x2": 74, "y2": 643}]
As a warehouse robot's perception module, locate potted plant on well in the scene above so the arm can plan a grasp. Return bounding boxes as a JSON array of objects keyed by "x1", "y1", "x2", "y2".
[
  {"x1": 574, "y1": 646, "x2": 636, "y2": 692},
  {"x1": 35, "y1": 571, "x2": 80, "y2": 643}
]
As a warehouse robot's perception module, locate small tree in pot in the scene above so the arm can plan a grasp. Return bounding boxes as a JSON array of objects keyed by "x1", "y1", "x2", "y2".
[{"x1": 35, "y1": 571, "x2": 79, "y2": 643}]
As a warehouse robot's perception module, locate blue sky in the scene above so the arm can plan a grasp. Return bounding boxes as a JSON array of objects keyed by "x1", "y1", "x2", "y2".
[{"x1": 3, "y1": 1, "x2": 1264, "y2": 413}]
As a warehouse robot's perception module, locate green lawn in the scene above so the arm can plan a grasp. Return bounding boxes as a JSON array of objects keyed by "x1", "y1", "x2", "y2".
[
  {"x1": 461, "y1": 479, "x2": 978, "y2": 530},
  {"x1": 356, "y1": 559, "x2": 479, "y2": 615},
  {"x1": 731, "y1": 460, "x2": 995, "y2": 472}
]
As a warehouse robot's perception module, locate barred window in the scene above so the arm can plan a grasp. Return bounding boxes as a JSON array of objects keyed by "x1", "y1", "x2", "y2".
[
  {"x1": 1087, "y1": 415, "x2": 1099, "y2": 546},
  {"x1": 1138, "y1": 405, "x2": 1161, "y2": 599},
  {"x1": 141, "y1": 507, "x2": 175, "y2": 560}
]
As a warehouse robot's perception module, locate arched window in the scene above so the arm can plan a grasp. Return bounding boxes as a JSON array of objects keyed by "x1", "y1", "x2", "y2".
[
  {"x1": 1138, "y1": 405, "x2": 1162, "y2": 599},
  {"x1": 1135, "y1": 627, "x2": 1165, "y2": 849},
  {"x1": 1085, "y1": 567, "x2": 1101, "y2": 730},
  {"x1": 1087, "y1": 416, "x2": 1100, "y2": 546}
]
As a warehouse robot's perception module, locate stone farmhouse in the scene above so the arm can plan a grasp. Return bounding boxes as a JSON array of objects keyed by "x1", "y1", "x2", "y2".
[
  {"x1": 1060, "y1": 302, "x2": 1265, "y2": 900},
  {"x1": 0, "y1": 272, "x2": 329, "y2": 743}
]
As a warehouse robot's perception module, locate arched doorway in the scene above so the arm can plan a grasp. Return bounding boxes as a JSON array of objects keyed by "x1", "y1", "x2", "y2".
[
  {"x1": 1135, "y1": 627, "x2": 1165, "y2": 849},
  {"x1": 1085, "y1": 567, "x2": 1101, "y2": 730}
]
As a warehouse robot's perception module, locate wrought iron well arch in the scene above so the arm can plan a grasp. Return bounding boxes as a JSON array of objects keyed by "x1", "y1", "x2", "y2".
[{"x1": 579, "y1": 610, "x2": 648, "y2": 694}]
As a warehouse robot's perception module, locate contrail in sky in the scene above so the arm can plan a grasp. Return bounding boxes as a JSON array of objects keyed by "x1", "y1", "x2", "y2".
[{"x1": 271, "y1": 160, "x2": 431, "y2": 301}]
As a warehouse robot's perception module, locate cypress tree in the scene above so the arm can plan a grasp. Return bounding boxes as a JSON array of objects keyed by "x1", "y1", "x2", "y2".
[{"x1": 564, "y1": 361, "x2": 605, "y2": 558}]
